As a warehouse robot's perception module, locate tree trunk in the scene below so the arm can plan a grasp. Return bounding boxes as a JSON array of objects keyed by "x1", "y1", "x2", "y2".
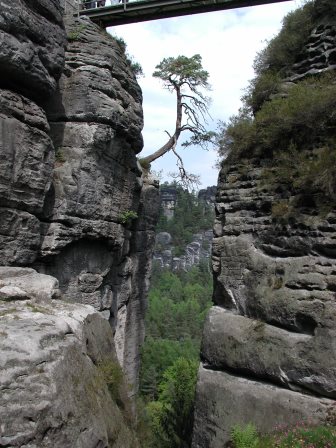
[{"x1": 141, "y1": 86, "x2": 182, "y2": 165}]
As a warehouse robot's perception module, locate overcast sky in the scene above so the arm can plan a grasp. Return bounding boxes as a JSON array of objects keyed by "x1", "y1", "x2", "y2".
[{"x1": 108, "y1": 0, "x2": 300, "y2": 188}]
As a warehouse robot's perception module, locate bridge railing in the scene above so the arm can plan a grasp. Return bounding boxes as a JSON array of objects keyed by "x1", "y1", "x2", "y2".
[{"x1": 79, "y1": 0, "x2": 134, "y2": 9}]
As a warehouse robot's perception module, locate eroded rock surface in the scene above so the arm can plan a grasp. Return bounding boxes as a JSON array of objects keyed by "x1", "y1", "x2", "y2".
[
  {"x1": 0, "y1": 0, "x2": 159, "y2": 444},
  {"x1": 0, "y1": 0, "x2": 65, "y2": 98},
  {"x1": 193, "y1": 159, "x2": 336, "y2": 447},
  {"x1": 194, "y1": 366, "x2": 333, "y2": 448},
  {"x1": 0, "y1": 0, "x2": 66, "y2": 267},
  {"x1": 34, "y1": 16, "x2": 160, "y2": 389},
  {"x1": 0, "y1": 287, "x2": 138, "y2": 447},
  {"x1": 0, "y1": 0, "x2": 159, "y2": 395},
  {"x1": 0, "y1": 267, "x2": 60, "y2": 301},
  {"x1": 192, "y1": 18, "x2": 336, "y2": 448}
]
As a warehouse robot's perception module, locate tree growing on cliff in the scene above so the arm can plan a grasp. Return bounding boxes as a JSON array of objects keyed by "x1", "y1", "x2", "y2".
[{"x1": 140, "y1": 54, "x2": 215, "y2": 188}]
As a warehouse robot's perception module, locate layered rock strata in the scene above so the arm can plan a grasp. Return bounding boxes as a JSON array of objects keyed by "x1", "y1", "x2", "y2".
[
  {"x1": 192, "y1": 20, "x2": 336, "y2": 448},
  {"x1": 35, "y1": 15, "x2": 160, "y2": 390},
  {"x1": 0, "y1": 268, "x2": 138, "y2": 448},
  {"x1": 0, "y1": 0, "x2": 66, "y2": 266},
  {"x1": 289, "y1": 23, "x2": 336, "y2": 81},
  {"x1": 0, "y1": 0, "x2": 159, "y2": 398},
  {"x1": 193, "y1": 156, "x2": 336, "y2": 447}
]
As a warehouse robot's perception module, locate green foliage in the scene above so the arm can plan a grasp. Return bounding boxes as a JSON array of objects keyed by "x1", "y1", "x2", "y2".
[
  {"x1": 156, "y1": 358, "x2": 198, "y2": 448},
  {"x1": 119, "y1": 210, "x2": 138, "y2": 224},
  {"x1": 128, "y1": 57, "x2": 144, "y2": 78},
  {"x1": 138, "y1": 158, "x2": 151, "y2": 171},
  {"x1": 257, "y1": 424, "x2": 336, "y2": 448},
  {"x1": 55, "y1": 148, "x2": 66, "y2": 164},
  {"x1": 156, "y1": 184, "x2": 214, "y2": 249},
  {"x1": 253, "y1": 2, "x2": 314, "y2": 77},
  {"x1": 0, "y1": 296, "x2": 14, "y2": 302},
  {"x1": 264, "y1": 142, "x2": 336, "y2": 208},
  {"x1": 140, "y1": 264, "x2": 212, "y2": 447},
  {"x1": 271, "y1": 200, "x2": 291, "y2": 221},
  {"x1": 67, "y1": 24, "x2": 87, "y2": 42},
  {"x1": 140, "y1": 184, "x2": 213, "y2": 446},
  {"x1": 140, "y1": 337, "x2": 199, "y2": 400},
  {"x1": 231, "y1": 423, "x2": 259, "y2": 448},
  {"x1": 227, "y1": 0, "x2": 336, "y2": 116},
  {"x1": 97, "y1": 360, "x2": 124, "y2": 404},
  {"x1": 312, "y1": 0, "x2": 336, "y2": 20},
  {"x1": 111, "y1": 34, "x2": 144, "y2": 78},
  {"x1": 217, "y1": 72, "x2": 336, "y2": 210},
  {"x1": 140, "y1": 266, "x2": 212, "y2": 399},
  {"x1": 143, "y1": 358, "x2": 198, "y2": 448},
  {"x1": 219, "y1": 74, "x2": 336, "y2": 161},
  {"x1": 153, "y1": 54, "x2": 209, "y2": 91},
  {"x1": 216, "y1": 110, "x2": 256, "y2": 160},
  {"x1": 230, "y1": 422, "x2": 336, "y2": 448},
  {"x1": 255, "y1": 75, "x2": 336, "y2": 152},
  {"x1": 243, "y1": 71, "x2": 281, "y2": 113},
  {"x1": 113, "y1": 34, "x2": 127, "y2": 52},
  {"x1": 141, "y1": 54, "x2": 213, "y2": 180}
]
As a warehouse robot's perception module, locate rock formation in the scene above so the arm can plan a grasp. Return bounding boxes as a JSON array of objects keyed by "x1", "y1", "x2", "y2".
[
  {"x1": 198, "y1": 186, "x2": 217, "y2": 204},
  {"x1": 36, "y1": 12, "x2": 160, "y2": 391},
  {"x1": 153, "y1": 230, "x2": 213, "y2": 270},
  {"x1": 0, "y1": 268, "x2": 139, "y2": 447},
  {"x1": 160, "y1": 186, "x2": 178, "y2": 220},
  {"x1": 192, "y1": 10, "x2": 336, "y2": 448},
  {"x1": 0, "y1": 0, "x2": 159, "y2": 445},
  {"x1": 0, "y1": 0, "x2": 66, "y2": 265}
]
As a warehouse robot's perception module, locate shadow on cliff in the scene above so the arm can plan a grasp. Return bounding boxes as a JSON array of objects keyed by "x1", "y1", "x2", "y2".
[{"x1": 40, "y1": 83, "x2": 66, "y2": 220}]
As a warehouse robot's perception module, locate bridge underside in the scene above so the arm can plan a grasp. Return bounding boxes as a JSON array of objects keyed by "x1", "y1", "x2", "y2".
[{"x1": 79, "y1": 0, "x2": 292, "y2": 27}]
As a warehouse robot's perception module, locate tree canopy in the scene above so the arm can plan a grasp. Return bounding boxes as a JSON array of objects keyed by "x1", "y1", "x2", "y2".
[
  {"x1": 139, "y1": 265, "x2": 212, "y2": 447},
  {"x1": 140, "y1": 54, "x2": 215, "y2": 188}
]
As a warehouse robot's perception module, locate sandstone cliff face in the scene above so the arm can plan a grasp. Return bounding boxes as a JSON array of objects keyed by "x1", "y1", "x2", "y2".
[
  {"x1": 36, "y1": 15, "x2": 160, "y2": 390},
  {"x1": 192, "y1": 19, "x2": 336, "y2": 448},
  {"x1": 0, "y1": 268, "x2": 139, "y2": 448},
  {"x1": 0, "y1": 0, "x2": 159, "y2": 445},
  {"x1": 0, "y1": 0, "x2": 159, "y2": 394},
  {"x1": 0, "y1": 0, "x2": 66, "y2": 265}
]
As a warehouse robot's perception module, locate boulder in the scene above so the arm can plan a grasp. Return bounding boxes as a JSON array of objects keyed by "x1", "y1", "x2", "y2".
[
  {"x1": 0, "y1": 296, "x2": 139, "y2": 447},
  {"x1": 192, "y1": 366, "x2": 334, "y2": 448},
  {"x1": 202, "y1": 307, "x2": 336, "y2": 398},
  {"x1": 0, "y1": 267, "x2": 59, "y2": 301}
]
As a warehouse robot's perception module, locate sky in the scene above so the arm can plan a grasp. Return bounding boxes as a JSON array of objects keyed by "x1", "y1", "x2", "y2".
[{"x1": 107, "y1": 0, "x2": 301, "y2": 188}]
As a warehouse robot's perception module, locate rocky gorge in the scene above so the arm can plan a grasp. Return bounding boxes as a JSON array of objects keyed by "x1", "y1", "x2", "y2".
[
  {"x1": 1, "y1": 0, "x2": 336, "y2": 447},
  {"x1": 0, "y1": 0, "x2": 159, "y2": 445}
]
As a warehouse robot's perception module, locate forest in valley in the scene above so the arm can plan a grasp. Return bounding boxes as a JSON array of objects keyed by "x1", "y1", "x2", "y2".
[{"x1": 138, "y1": 187, "x2": 214, "y2": 447}]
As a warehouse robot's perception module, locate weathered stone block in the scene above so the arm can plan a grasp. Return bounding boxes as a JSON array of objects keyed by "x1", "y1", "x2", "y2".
[
  {"x1": 0, "y1": 297, "x2": 138, "y2": 447},
  {"x1": 192, "y1": 366, "x2": 333, "y2": 448},
  {"x1": 0, "y1": 90, "x2": 55, "y2": 214},
  {"x1": 202, "y1": 307, "x2": 336, "y2": 398},
  {"x1": 0, "y1": 208, "x2": 41, "y2": 266},
  {"x1": 0, "y1": 0, "x2": 66, "y2": 97}
]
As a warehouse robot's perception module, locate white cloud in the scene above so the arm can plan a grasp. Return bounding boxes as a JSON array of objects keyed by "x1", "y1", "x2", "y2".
[{"x1": 108, "y1": 0, "x2": 300, "y2": 188}]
